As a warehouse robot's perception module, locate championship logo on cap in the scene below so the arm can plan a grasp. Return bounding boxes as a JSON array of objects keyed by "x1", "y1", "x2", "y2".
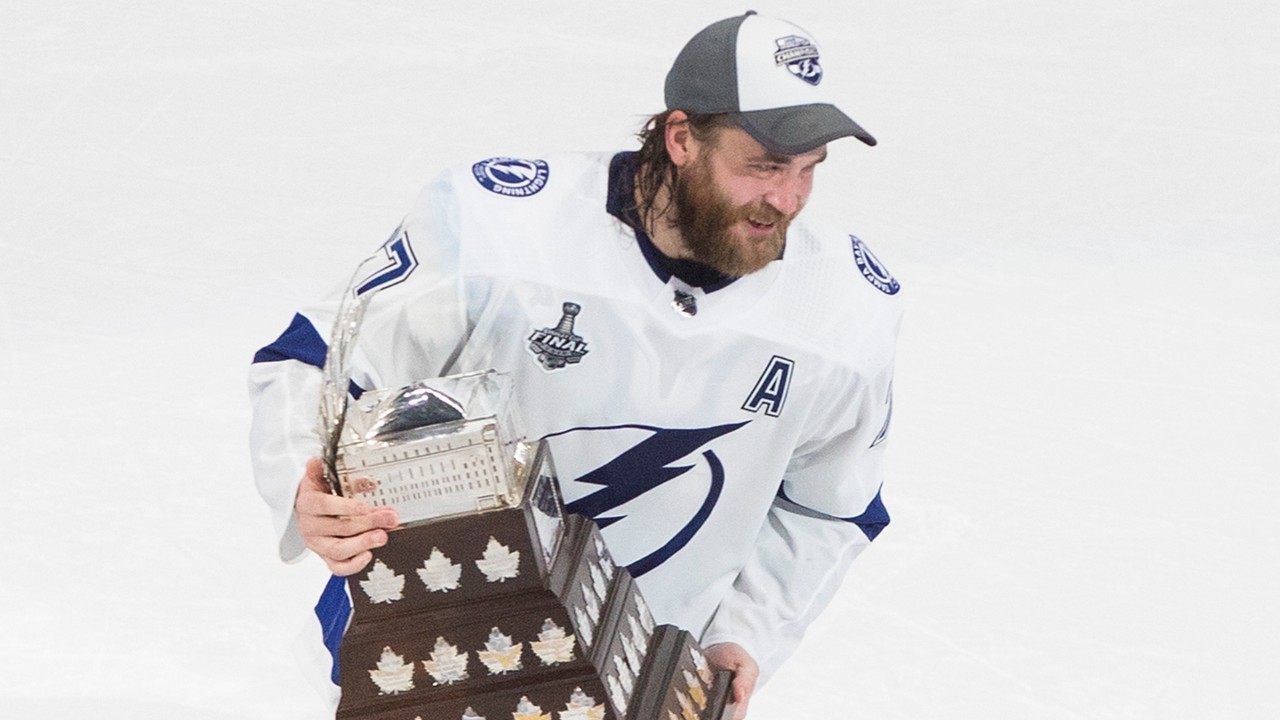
[
  {"x1": 773, "y1": 35, "x2": 822, "y2": 85},
  {"x1": 472, "y1": 157, "x2": 550, "y2": 197}
]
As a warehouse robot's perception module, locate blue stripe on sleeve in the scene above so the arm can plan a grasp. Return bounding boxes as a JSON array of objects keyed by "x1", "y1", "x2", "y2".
[
  {"x1": 252, "y1": 313, "x2": 328, "y2": 368},
  {"x1": 777, "y1": 486, "x2": 891, "y2": 542},
  {"x1": 315, "y1": 574, "x2": 350, "y2": 685}
]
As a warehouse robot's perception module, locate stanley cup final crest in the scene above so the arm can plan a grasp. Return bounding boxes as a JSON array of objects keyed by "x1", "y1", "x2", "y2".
[{"x1": 528, "y1": 302, "x2": 590, "y2": 370}]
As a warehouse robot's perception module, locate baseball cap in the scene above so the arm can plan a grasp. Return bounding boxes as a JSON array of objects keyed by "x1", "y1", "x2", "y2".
[{"x1": 664, "y1": 11, "x2": 876, "y2": 154}]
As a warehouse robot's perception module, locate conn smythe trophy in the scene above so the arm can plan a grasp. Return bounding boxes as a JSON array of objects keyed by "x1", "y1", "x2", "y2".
[
  {"x1": 325, "y1": 371, "x2": 736, "y2": 720},
  {"x1": 316, "y1": 252, "x2": 734, "y2": 719}
]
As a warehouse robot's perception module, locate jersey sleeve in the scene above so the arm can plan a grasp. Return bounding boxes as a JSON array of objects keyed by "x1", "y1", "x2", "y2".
[
  {"x1": 247, "y1": 171, "x2": 469, "y2": 562},
  {"x1": 700, "y1": 321, "x2": 899, "y2": 683}
]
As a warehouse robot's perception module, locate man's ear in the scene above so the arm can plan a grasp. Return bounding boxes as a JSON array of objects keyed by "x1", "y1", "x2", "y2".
[{"x1": 665, "y1": 110, "x2": 695, "y2": 168}]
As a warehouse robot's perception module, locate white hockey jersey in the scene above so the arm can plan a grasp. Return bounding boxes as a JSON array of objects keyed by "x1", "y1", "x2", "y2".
[{"x1": 248, "y1": 151, "x2": 903, "y2": 690}]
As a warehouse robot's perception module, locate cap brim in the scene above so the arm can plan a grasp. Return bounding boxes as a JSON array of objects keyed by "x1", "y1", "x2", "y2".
[{"x1": 732, "y1": 103, "x2": 876, "y2": 154}]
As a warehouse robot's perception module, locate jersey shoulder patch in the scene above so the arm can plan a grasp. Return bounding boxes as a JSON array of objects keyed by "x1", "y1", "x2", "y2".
[
  {"x1": 850, "y1": 235, "x2": 901, "y2": 295},
  {"x1": 471, "y1": 157, "x2": 550, "y2": 197}
]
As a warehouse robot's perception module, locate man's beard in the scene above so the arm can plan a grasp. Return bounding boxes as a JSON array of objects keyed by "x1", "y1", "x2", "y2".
[{"x1": 670, "y1": 156, "x2": 793, "y2": 278}]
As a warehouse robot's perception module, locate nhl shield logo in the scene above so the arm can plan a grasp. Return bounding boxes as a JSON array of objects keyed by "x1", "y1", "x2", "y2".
[
  {"x1": 528, "y1": 302, "x2": 590, "y2": 370},
  {"x1": 774, "y1": 35, "x2": 823, "y2": 86}
]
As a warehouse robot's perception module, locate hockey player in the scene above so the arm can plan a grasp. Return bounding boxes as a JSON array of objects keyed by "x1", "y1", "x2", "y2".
[{"x1": 249, "y1": 12, "x2": 902, "y2": 719}]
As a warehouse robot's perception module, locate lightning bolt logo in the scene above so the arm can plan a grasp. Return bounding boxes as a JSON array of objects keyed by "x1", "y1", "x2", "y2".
[
  {"x1": 549, "y1": 421, "x2": 749, "y2": 577},
  {"x1": 489, "y1": 160, "x2": 537, "y2": 182},
  {"x1": 471, "y1": 157, "x2": 550, "y2": 197}
]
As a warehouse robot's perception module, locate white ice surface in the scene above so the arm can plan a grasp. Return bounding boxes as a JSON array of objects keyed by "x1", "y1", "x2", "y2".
[{"x1": 2, "y1": 1, "x2": 1277, "y2": 718}]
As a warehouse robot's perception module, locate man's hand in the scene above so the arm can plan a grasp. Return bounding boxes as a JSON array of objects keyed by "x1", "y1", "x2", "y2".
[
  {"x1": 703, "y1": 642, "x2": 759, "y2": 720},
  {"x1": 294, "y1": 458, "x2": 399, "y2": 575}
]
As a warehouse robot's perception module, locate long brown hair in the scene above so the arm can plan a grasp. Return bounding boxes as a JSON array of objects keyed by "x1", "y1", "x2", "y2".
[{"x1": 631, "y1": 110, "x2": 732, "y2": 233}]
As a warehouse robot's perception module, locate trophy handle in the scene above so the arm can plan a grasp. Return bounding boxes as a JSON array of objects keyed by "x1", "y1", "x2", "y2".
[{"x1": 316, "y1": 247, "x2": 397, "y2": 496}]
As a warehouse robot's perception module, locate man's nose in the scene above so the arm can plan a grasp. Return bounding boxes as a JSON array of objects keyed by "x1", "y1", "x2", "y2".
[{"x1": 763, "y1": 175, "x2": 804, "y2": 217}]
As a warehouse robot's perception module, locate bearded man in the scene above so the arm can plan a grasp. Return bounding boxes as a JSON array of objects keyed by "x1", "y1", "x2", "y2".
[{"x1": 250, "y1": 12, "x2": 902, "y2": 719}]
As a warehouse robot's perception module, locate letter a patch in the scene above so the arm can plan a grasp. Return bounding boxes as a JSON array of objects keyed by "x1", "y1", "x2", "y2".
[{"x1": 742, "y1": 355, "x2": 794, "y2": 418}]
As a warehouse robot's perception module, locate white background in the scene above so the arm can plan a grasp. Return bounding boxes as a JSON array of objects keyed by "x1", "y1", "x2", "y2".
[{"x1": 2, "y1": 1, "x2": 1277, "y2": 717}]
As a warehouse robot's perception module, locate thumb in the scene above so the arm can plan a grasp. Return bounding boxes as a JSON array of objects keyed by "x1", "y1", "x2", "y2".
[{"x1": 302, "y1": 457, "x2": 331, "y2": 493}]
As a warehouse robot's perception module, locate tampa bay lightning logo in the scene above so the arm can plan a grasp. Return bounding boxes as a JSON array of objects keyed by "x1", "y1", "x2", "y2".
[
  {"x1": 547, "y1": 422, "x2": 748, "y2": 577},
  {"x1": 851, "y1": 235, "x2": 900, "y2": 295},
  {"x1": 774, "y1": 35, "x2": 823, "y2": 86},
  {"x1": 472, "y1": 157, "x2": 550, "y2": 197}
]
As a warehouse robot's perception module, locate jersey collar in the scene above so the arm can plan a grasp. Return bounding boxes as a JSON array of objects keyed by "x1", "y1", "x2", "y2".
[{"x1": 606, "y1": 152, "x2": 738, "y2": 293}]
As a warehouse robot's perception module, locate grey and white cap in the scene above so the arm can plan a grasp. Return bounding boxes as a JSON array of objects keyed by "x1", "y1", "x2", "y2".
[{"x1": 664, "y1": 11, "x2": 876, "y2": 154}]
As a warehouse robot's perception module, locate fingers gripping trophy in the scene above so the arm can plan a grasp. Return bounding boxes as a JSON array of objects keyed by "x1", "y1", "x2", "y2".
[{"x1": 315, "y1": 252, "x2": 736, "y2": 720}]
